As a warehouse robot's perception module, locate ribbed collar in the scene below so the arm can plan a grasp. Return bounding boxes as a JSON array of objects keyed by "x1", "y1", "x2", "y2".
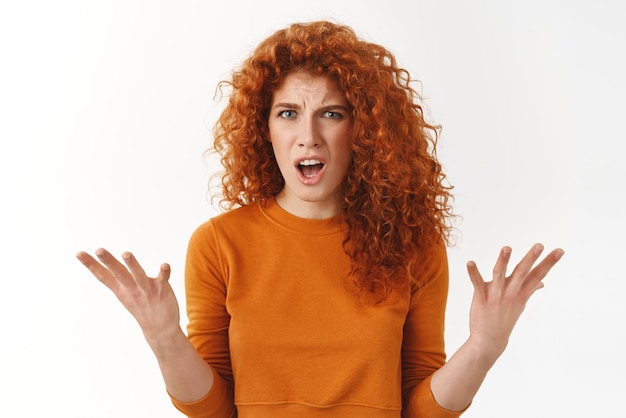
[{"x1": 258, "y1": 198, "x2": 347, "y2": 236}]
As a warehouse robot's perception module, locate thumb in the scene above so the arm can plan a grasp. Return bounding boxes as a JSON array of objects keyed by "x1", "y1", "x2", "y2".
[{"x1": 156, "y1": 263, "x2": 171, "y2": 282}]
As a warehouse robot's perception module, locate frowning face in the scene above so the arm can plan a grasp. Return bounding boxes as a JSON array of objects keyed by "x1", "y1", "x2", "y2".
[{"x1": 268, "y1": 72, "x2": 353, "y2": 219}]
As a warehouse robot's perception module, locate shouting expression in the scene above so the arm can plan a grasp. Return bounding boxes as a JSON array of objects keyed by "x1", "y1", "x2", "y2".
[{"x1": 268, "y1": 71, "x2": 353, "y2": 219}]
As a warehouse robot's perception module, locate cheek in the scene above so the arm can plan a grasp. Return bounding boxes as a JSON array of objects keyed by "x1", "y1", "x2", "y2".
[
  {"x1": 267, "y1": 117, "x2": 283, "y2": 144},
  {"x1": 269, "y1": 139, "x2": 290, "y2": 170},
  {"x1": 339, "y1": 128, "x2": 353, "y2": 161},
  {"x1": 268, "y1": 123, "x2": 288, "y2": 149}
]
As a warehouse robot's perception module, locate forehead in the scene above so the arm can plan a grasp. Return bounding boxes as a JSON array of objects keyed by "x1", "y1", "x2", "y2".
[{"x1": 271, "y1": 71, "x2": 345, "y2": 103}]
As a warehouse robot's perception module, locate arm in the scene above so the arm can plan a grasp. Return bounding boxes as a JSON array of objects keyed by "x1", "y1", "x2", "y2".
[
  {"x1": 75, "y1": 249, "x2": 215, "y2": 403},
  {"x1": 430, "y1": 244, "x2": 565, "y2": 411},
  {"x1": 402, "y1": 243, "x2": 468, "y2": 418}
]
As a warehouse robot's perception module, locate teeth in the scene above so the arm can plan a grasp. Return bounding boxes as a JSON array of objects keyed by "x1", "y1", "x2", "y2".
[{"x1": 299, "y1": 159, "x2": 322, "y2": 166}]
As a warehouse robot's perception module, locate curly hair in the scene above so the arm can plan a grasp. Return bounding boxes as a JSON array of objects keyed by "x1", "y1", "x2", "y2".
[{"x1": 212, "y1": 20, "x2": 454, "y2": 301}]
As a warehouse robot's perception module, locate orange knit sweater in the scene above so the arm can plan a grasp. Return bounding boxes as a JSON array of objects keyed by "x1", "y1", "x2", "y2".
[{"x1": 170, "y1": 199, "x2": 464, "y2": 418}]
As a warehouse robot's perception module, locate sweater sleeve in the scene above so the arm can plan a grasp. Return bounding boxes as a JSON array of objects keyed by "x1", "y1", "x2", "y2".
[
  {"x1": 169, "y1": 220, "x2": 236, "y2": 418},
  {"x1": 401, "y1": 243, "x2": 468, "y2": 418}
]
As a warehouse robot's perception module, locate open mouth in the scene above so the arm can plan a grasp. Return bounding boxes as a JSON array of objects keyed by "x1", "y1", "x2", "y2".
[{"x1": 297, "y1": 159, "x2": 324, "y2": 178}]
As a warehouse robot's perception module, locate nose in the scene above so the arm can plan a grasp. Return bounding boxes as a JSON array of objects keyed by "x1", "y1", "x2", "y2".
[{"x1": 297, "y1": 116, "x2": 320, "y2": 148}]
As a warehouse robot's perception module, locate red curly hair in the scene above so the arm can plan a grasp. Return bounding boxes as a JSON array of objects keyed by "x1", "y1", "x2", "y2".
[{"x1": 213, "y1": 21, "x2": 454, "y2": 301}]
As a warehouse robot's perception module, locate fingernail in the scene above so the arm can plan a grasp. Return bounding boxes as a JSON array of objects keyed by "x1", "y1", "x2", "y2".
[
  {"x1": 534, "y1": 244, "x2": 544, "y2": 254},
  {"x1": 555, "y1": 249, "x2": 565, "y2": 260}
]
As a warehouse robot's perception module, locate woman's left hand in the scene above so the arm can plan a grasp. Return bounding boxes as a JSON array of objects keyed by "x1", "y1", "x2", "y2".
[{"x1": 466, "y1": 243, "x2": 564, "y2": 359}]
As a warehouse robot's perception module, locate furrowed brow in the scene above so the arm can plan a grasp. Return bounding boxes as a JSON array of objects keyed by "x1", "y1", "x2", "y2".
[
  {"x1": 271, "y1": 102, "x2": 302, "y2": 109},
  {"x1": 319, "y1": 104, "x2": 350, "y2": 112}
]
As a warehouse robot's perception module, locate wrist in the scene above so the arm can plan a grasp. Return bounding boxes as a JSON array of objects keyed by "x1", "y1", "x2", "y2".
[
  {"x1": 144, "y1": 325, "x2": 187, "y2": 355},
  {"x1": 464, "y1": 335, "x2": 506, "y2": 365}
]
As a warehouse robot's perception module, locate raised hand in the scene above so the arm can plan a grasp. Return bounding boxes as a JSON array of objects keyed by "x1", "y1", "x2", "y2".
[
  {"x1": 76, "y1": 249, "x2": 182, "y2": 345},
  {"x1": 466, "y1": 243, "x2": 565, "y2": 359}
]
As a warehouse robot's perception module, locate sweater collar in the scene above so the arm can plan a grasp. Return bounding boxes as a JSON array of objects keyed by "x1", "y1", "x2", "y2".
[{"x1": 258, "y1": 198, "x2": 347, "y2": 235}]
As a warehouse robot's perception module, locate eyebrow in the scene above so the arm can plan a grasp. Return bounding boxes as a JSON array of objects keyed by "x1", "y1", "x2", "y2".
[{"x1": 271, "y1": 102, "x2": 350, "y2": 112}]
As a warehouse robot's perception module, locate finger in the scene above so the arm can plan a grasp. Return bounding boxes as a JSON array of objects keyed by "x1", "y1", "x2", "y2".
[
  {"x1": 522, "y1": 248, "x2": 565, "y2": 291},
  {"x1": 466, "y1": 260, "x2": 485, "y2": 289},
  {"x1": 76, "y1": 250, "x2": 97, "y2": 268},
  {"x1": 76, "y1": 250, "x2": 120, "y2": 291},
  {"x1": 492, "y1": 246, "x2": 512, "y2": 281},
  {"x1": 121, "y1": 251, "x2": 150, "y2": 285},
  {"x1": 156, "y1": 263, "x2": 171, "y2": 282},
  {"x1": 528, "y1": 280, "x2": 545, "y2": 297},
  {"x1": 93, "y1": 248, "x2": 136, "y2": 288},
  {"x1": 509, "y1": 243, "x2": 545, "y2": 280}
]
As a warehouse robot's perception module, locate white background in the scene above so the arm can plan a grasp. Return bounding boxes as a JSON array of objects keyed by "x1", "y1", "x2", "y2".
[{"x1": 2, "y1": 0, "x2": 624, "y2": 416}]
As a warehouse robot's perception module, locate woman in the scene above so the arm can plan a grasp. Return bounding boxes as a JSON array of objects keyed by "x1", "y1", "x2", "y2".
[{"x1": 76, "y1": 21, "x2": 564, "y2": 417}]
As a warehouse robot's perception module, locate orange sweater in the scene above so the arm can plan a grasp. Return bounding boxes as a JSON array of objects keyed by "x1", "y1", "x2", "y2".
[{"x1": 171, "y1": 199, "x2": 464, "y2": 418}]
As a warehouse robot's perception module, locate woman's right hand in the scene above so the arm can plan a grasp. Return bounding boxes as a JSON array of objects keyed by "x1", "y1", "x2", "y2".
[{"x1": 76, "y1": 249, "x2": 182, "y2": 346}]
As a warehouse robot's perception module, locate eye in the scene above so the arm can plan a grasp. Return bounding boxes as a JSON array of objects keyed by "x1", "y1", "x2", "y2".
[
  {"x1": 278, "y1": 110, "x2": 297, "y2": 119},
  {"x1": 323, "y1": 110, "x2": 343, "y2": 119}
]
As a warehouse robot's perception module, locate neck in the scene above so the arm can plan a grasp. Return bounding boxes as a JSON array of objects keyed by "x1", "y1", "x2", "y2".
[{"x1": 274, "y1": 192, "x2": 341, "y2": 219}]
